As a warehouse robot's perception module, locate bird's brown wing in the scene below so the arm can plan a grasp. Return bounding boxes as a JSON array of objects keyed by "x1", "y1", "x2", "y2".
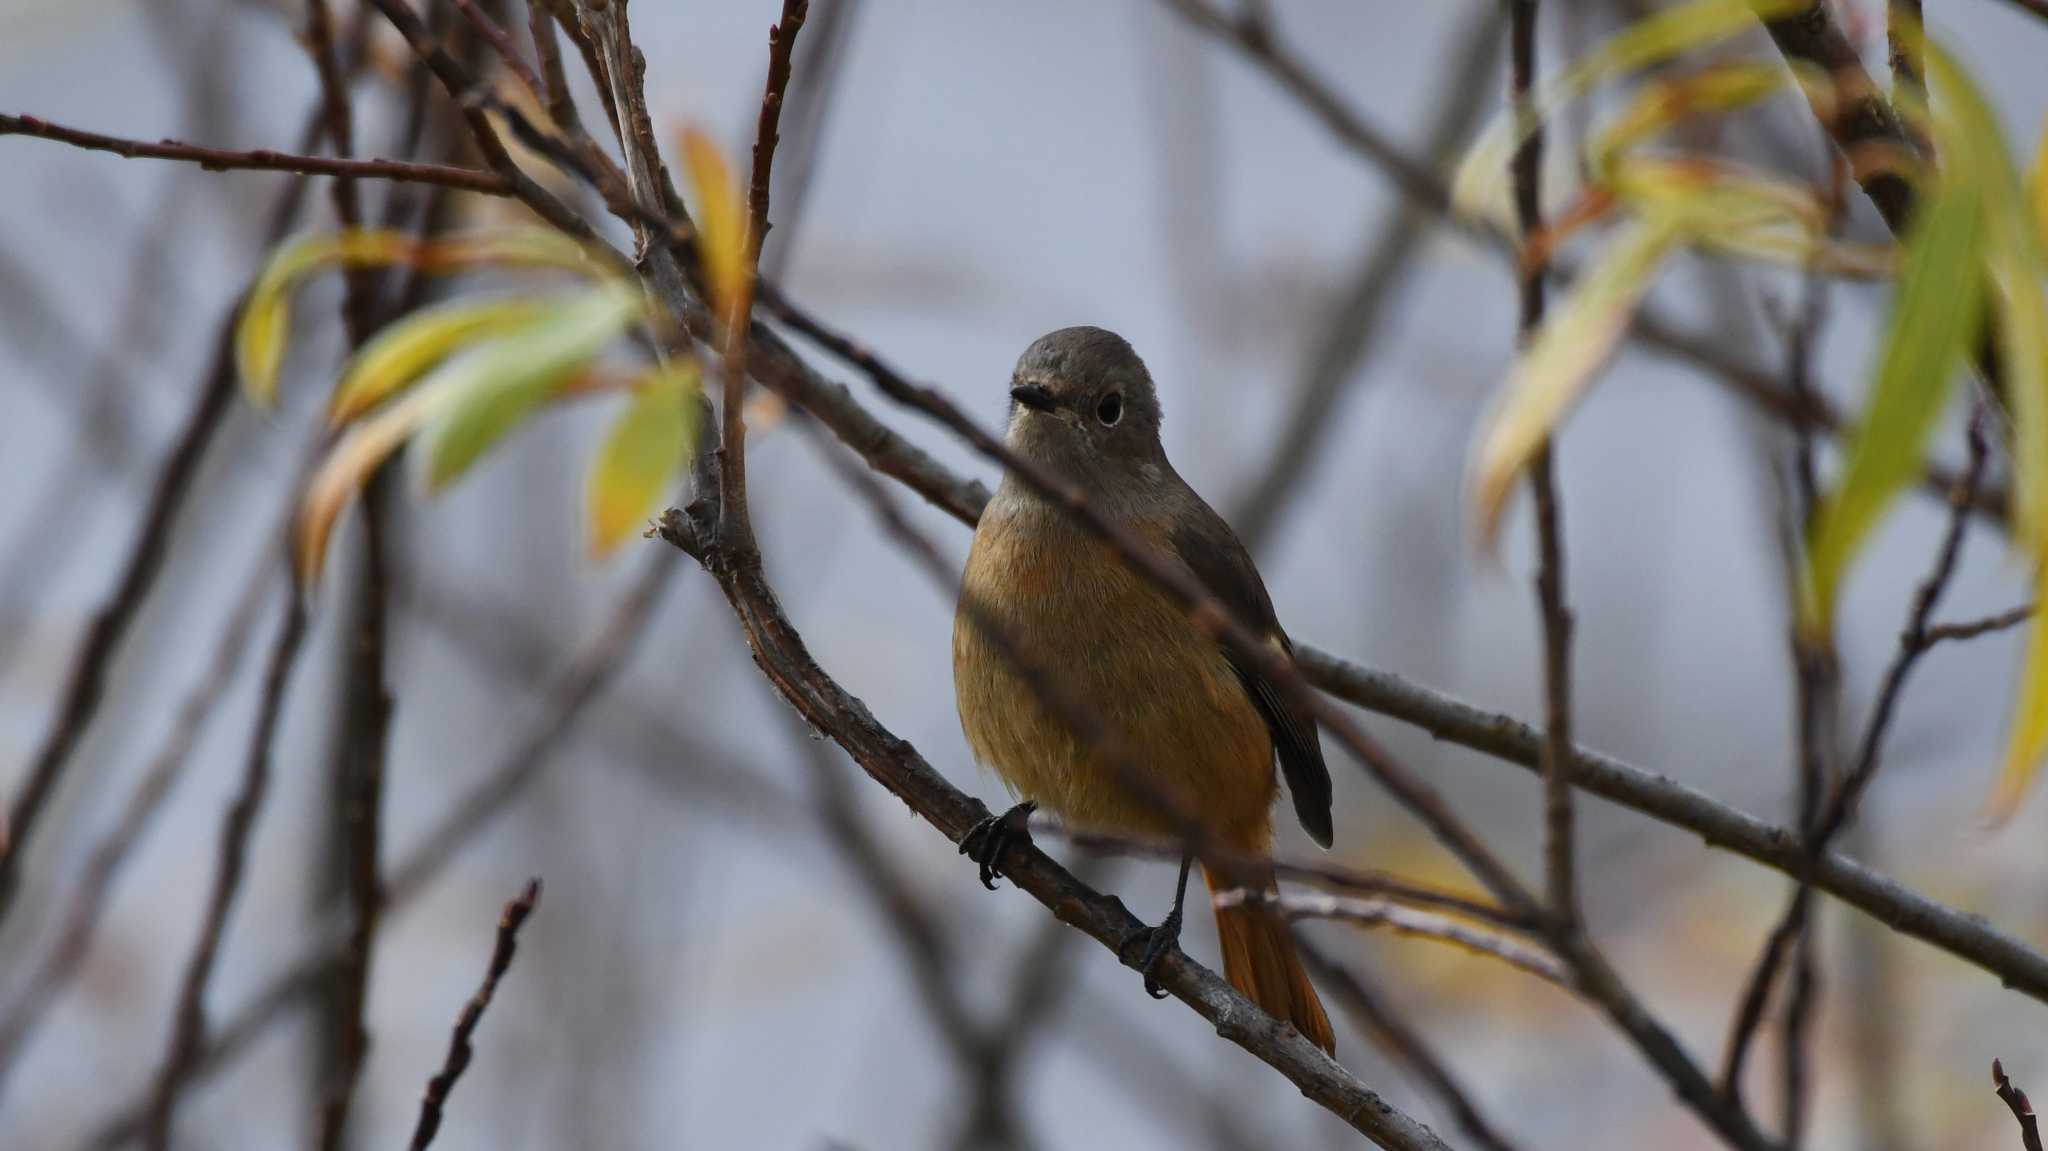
[{"x1": 1170, "y1": 507, "x2": 1334, "y2": 848}]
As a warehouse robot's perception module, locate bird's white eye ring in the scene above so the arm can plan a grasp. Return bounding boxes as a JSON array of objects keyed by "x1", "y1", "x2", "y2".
[{"x1": 1096, "y1": 392, "x2": 1124, "y2": 426}]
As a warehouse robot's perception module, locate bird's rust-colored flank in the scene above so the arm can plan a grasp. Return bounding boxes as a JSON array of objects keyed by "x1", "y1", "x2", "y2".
[{"x1": 953, "y1": 326, "x2": 1334, "y2": 1054}]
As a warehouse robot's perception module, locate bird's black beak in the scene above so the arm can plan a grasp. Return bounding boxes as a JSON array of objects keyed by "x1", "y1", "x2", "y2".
[{"x1": 1009, "y1": 383, "x2": 1056, "y2": 413}]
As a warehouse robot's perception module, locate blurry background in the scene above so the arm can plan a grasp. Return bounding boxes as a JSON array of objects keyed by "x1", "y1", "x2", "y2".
[{"x1": 3, "y1": 1, "x2": 2048, "y2": 1147}]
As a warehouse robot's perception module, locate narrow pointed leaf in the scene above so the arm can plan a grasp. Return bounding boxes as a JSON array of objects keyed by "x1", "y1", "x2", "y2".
[
  {"x1": 236, "y1": 227, "x2": 605, "y2": 406},
  {"x1": 1804, "y1": 175, "x2": 1984, "y2": 633},
  {"x1": 585, "y1": 363, "x2": 700, "y2": 558},
  {"x1": 1921, "y1": 39, "x2": 2048, "y2": 815},
  {"x1": 413, "y1": 282, "x2": 647, "y2": 492},
  {"x1": 329, "y1": 298, "x2": 555, "y2": 425},
  {"x1": 1473, "y1": 213, "x2": 1690, "y2": 545},
  {"x1": 296, "y1": 385, "x2": 448, "y2": 585},
  {"x1": 1991, "y1": 561, "x2": 2048, "y2": 824},
  {"x1": 680, "y1": 126, "x2": 752, "y2": 329}
]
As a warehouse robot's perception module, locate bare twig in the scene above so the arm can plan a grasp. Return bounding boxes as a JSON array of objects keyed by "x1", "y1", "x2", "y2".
[
  {"x1": 139, "y1": 595, "x2": 311, "y2": 1150},
  {"x1": 1725, "y1": 409, "x2": 1990, "y2": 1120},
  {"x1": 1723, "y1": 151, "x2": 1849, "y2": 1131},
  {"x1": 407, "y1": 878, "x2": 542, "y2": 1151},
  {"x1": 0, "y1": 113, "x2": 511, "y2": 195},
  {"x1": 1925, "y1": 603, "x2": 2035, "y2": 646},
  {"x1": 1049, "y1": 824, "x2": 1527, "y2": 930},
  {"x1": 361, "y1": 0, "x2": 597, "y2": 241},
  {"x1": 450, "y1": 0, "x2": 544, "y2": 98},
  {"x1": 1298, "y1": 939, "x2": 1526, "y2": 1151},
  {"x1": 1998, "y1": 1059, "x2": 2048, "y2": 1151},
  {"x1": 1508, "y1": 0, "x2": 1581, "y2": 932},
  {"x1": 1293, "y1": 643, "x2": 2048, "y2": 998},
  {"x1": 1234, "y1": 890, "x2": 1568, "y2": 990}
]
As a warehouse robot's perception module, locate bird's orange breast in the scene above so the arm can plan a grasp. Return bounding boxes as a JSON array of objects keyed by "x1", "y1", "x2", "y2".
[{"x1": 952, "y1": 499, "x2": 1277, "y2": 849}]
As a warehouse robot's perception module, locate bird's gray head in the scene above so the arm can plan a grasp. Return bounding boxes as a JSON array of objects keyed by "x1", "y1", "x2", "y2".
[{"x1": 1004, "y1": 327, "x2": 1167, "y2": 494}]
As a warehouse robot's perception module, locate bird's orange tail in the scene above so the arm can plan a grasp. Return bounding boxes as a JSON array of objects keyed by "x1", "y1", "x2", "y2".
[{"x1": 1203, "y1": 866, "x2": 1334, "y2": 1054}]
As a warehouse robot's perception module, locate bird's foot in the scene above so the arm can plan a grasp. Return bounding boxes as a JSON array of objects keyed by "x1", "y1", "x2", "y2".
[
  {"x1": 1120, "y1": 903, "x2": 1185, "y2": 999},
  {"x1": 958, "y1": 801, "x2": 1036, "y2": 890}
]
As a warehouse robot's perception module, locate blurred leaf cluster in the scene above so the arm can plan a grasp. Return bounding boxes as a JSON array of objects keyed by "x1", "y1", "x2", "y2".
[
  {"x1": 233, "y1": 128, "x2": 761, "y2": 584},
  {"x1": 1458, "y1": 0, "x2": 2048, "y2": 818}
]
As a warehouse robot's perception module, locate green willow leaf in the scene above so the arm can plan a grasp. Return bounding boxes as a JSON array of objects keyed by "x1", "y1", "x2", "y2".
[
  {"x1": 1920, "y1": 38, "x2": 2048, "y2": 819},
  {"x1": 235, "y1": 227, "x2": 604, "y2": 407},
  {"x1": 413, "y1": 282, "x2": 648, "y2": 492},
  {"x1": 1803, "y1": 170, "x2": 1984, "y2": 635},
  {"x1": 329, "y1": 298, "x2": 555, "y2": 425},
  {"x1": 585, "y1": 362, "x2": 701, "y2": 558},
  {"x1": 1472, "y1": 212, "x2": 1691, "y2": 545}
]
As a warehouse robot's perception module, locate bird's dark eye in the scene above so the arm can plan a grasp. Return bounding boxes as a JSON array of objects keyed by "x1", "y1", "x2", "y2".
[{"x1": 1096, "y1": 392, "x2": 1124, "y2": 426}]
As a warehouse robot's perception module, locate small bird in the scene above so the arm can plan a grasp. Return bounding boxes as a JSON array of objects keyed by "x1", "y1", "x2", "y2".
[{"x1": 953, "y1": 326, "x2": 1334, "y2": 1053}]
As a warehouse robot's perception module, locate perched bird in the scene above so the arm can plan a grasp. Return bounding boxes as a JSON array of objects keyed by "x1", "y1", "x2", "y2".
[{"x1": 952, "y1": 326, "x2": 1334, "y2": 1053}]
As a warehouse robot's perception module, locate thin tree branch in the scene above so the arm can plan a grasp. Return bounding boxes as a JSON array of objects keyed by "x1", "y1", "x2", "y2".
[
  {"x1": 138, "y1": 593, "x2": 311, "y2": 1150},
  {"x1": 1237, "y1": 890, "x2": 1569, "y2": 991},
  {"x1": 360, "y1": 0, "x2": 598, "y2": 241},
  {"x1": 1298, "y1": 939, "x2": 1527, "y2": 1151},
  {"x1": 1722, "y1": 154, "x2": 1849, "y2": 1130},
  {"x1": 0, "y1": 113, "x2": 511, "y2": 195},
  {"x1": 406, "y1": 877, "x2": 542, "y2": 1151},
  {"x1": 1925, "y1": 603, "x2": 2035, "y2": 645},
  {"x1": 1049, "y1": 825, "x2": 1528, "y2": 931},
  {"x1": 1508, "y1": 0, "x2": 1581, "y2": 932},
  {"x1": 449, "y1": 0, "x2": 543, "y2": 98}
]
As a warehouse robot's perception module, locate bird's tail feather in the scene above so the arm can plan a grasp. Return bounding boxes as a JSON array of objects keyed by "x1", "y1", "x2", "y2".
[{"x1": 1204, "y1": 865, "x2": 1334, "y2": 1054}]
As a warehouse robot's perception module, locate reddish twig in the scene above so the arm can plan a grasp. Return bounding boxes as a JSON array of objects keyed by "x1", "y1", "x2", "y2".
[
  {"x1": 407, "y1": 878, "x2": 542, "y2": 1151},
  {"x1": 1998, "y1": 1060, "x2": 2048, "y2": 1151},
  {"x1": 0, "y1": 113, "x2": 511, "y2": 194},
  {"x1": 749, "y1": 1, "x2": 809, "y2": 247},
  {"x1": 360, "y1": 0, "x2": 598, "y2": 242}
]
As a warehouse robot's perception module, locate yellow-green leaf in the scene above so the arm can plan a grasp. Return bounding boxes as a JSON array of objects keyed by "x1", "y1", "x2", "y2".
[
  {"x1": 236, "y1": 227, "x2": 604, "y2": 406},
  {"x1": 1472, "y1": 212, "x2": 1691, "y2": 545},
  {"x1": 1803, "y1": 173, "x2": 1985, "y2": 634},
  {"x1": 329, "y1": 298, "x2": 555, "y2": 425},
  {"x1": 585, "y1": 363, "x2": 701, "y2": 558},
  {"x1": 2031, "y1": 118, "x2": 2048, "y2": 249},
  {"x1": 1453, "y1": 0, "x2": 1808, "y2": 218},
  {"x1": 413, "y1": 282, "x2": 647, "y2": 492},
  {"x1": 1590, "y1": 63, "x2": 1791, "y2": 178},
  {"x1": 1991, "y1": 565, "x2": 2048, "y2": 824},
  {"x1": 296, "y1": 385, "x2": 447, "y2": 585},
  {"x1": 680, "y1": 126, "x2": 752, "y2": 330},
  {"x1": 1919, "y1": 37, "x2": 2048, "y2": 814}
]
